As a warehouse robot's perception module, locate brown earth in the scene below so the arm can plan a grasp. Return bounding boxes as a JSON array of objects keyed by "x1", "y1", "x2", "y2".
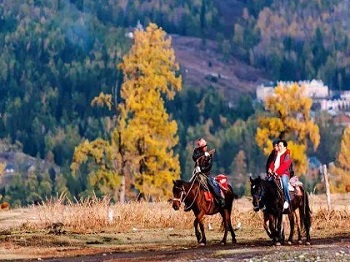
[
  {"x1": 1, "y1": 230, "x2": 350, "y2": 262},
  {"x1": 171, "y1": 35, "x2": 269, "y2": 105}
]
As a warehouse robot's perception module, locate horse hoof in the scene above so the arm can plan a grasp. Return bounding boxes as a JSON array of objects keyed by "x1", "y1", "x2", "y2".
[
  {"x1": 275, "y1": 242, "x2": 281, "y2": 246},
  {"x1": 220, "y1": 241, "x2": 226, "y2": 246},
  {"x1": 305, "y1": 241, "x2": 311, "y2": 246},
  {"x1": 199, "y1": 242, "x2": 206, "y2": 246},
  {"x1": 232, "y1": 239, "x2": 237, "y2": 244},
  {"x1": 287, "y1": 241, "x2": 292, "y2": 245},
  {"x1": 298, "y1": 240, "x2": 303, "y2": 244}
]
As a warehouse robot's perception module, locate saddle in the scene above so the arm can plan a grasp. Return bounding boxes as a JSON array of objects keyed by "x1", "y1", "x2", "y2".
[
  {"x1": 193, "y1": 172, "x2": 229, "y2": 202},
  {"x1": 289, "y1": 176, "x2": 303, "y2": 196},
  {"x1": 215, "y1": 174, "x2": 230, "y2": 191}
]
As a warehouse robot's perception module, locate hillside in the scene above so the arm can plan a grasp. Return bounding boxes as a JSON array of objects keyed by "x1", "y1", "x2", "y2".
[{"x1": 171, "y1": 35, "x2": 269, "y2": 104}]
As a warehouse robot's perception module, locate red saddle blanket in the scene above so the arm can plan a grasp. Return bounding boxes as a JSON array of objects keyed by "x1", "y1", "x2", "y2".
[
  {"x1": 204, "y1": 191, "x2": 213, "y2": 202},
  {"x1": 215, "y1": 174, "x2": 229, "y2": 191}
]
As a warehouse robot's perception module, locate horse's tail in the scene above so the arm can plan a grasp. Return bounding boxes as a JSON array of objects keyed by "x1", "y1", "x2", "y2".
[
  {"x1": 228, "y1": 184, "x2": 239, "y2": 200},
  {"x1": 299, "y1": 187, "x2": 312, "y2": 236},
  {"x1": 303, "y1": 190, "x2": 312, "y2": 234}
]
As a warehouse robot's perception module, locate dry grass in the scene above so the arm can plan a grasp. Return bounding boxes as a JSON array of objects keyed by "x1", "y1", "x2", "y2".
[{"x1": 1, "y1": 193, "x2": 350, "y2": 238}]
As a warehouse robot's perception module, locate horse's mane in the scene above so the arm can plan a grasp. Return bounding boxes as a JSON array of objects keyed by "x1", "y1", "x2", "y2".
[{"x1": 253, "y1": 178, "x2": 283, "y2": 208}]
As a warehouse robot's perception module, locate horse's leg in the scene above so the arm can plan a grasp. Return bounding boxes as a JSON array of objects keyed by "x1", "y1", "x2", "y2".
[
  {"x1": 269, "y1": 214, "x2": 278, "y2": 244},
  {"x1": 228, "y1": 211, "x2": 237, "y2": 244},
  {"x1": 263, "y1": 211, "x2": 273, "y2": 239},
  {"x1": 220, "y1": 210, "x2": 228, "y2": 245},
  {"x1": 194, "y1": 211, "x2": 206, "y2": 245},
  {"x1": 293, "y1": 209, "x2": 302, "y2": 244},
  {"x1": 287, "y1": 212, "x2": 295, "y2": 245},
  {"x1": 193, "y1": 217, "x2": 201, "y2": 243},
  {"x1": 270, "y1": 214, "x2": 279, "y2": 244},
  {"x1": 220, "y1": 209, "x2": 236, "y2": 245},
  {"x1": 276, "y1": 213, "x2": 284, "y2": 246}
]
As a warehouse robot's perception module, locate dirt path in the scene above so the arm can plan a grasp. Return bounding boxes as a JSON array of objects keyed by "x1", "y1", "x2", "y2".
[{"x1": 6, "y1": 236, "x2": 349, "y2": 262}]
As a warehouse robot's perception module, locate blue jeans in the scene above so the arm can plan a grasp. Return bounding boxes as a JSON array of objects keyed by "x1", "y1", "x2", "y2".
[
  {"x1": 281, "y1": 174, "x2": 291, "y2": 203},
  {"x1": 208, "y1": 176, "x2": 222, "y2": 198}
]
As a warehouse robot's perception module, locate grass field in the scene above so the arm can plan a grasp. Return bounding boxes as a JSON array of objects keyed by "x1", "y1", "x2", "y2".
[{"x1": 0, "y1": 193, "x2": 349, "y2": 260}]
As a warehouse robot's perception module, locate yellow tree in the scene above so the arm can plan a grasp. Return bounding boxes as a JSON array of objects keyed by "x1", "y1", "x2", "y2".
[
  {"x1": 329, "y1": 126, "x2": 350, "y2": 193},
  {"x1": 71, "y1": 23, "x2": 182, "y2": 201},
  {"x1": 70, "y1": 92, "x2": 125, "y2": 201},
  {"x1": 118, "y1": 23, "x2": 182, "y2": 199},
  {"x1": 255, "y1": 82, "x2": 320, "y2": 174}
]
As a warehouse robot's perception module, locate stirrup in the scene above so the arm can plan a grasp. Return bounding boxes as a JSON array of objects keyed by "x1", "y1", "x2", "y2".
[{"x1": 283, "y1": 201, "x2": 289, "y2": 210}]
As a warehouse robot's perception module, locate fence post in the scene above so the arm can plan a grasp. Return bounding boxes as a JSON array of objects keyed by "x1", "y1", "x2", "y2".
[{"x1": 323, "y1": 164, "x2": 331, "y2": 210}]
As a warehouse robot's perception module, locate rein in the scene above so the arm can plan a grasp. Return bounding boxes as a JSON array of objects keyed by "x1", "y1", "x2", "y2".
[{"x1": 173, "y1": 177, "x2": 200, "y2": 211}]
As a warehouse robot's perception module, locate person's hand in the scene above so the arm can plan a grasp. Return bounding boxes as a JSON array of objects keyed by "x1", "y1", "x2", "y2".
[
  {"x1": 195, "y1": 166, "x2": 201, "y2": 173},
  {"x1": 204, "y1": 152, "x2": 210, "y2": 157}
]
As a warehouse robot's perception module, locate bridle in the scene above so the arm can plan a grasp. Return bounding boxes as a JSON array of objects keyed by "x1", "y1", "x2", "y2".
[
  {"x1": 252, "y1": 183, "x2": 265, "y2": 208},
  {"x1": 172, "y1": 178, "x2": 200, "y2": 211}
]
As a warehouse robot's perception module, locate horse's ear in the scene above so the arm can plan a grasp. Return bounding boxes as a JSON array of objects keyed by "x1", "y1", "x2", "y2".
[{"x1": 249, "y1": 175, "x2": 253, "y2": 183}]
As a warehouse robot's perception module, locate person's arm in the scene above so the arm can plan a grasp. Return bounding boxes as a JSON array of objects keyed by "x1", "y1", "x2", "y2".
[
  {"x1": 192, "y1": 148, "x2": 202, "y2": 162},
  {"x1": 201, "y1": 155, "x2": 212, "y2": 173}
]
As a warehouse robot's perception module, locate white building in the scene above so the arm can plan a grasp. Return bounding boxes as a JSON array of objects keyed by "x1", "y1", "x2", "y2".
[{"x1": 256, "y1": 79, "x2": 329, "y2": 102}]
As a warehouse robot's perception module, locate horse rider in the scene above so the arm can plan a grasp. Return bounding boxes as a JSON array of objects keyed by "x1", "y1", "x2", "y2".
[
  {"x1": 268, "y1": 139, "x2": 292, "y2": 210},
  {"x1": 266, "y1": 139, "x2": 280, "y2": 177},
  {"x1": 255, "y1": 139, "x2": 280, "y2": 211},
  {"x1": 192, "y1": 138, "x2": 225, "y2": 207}
]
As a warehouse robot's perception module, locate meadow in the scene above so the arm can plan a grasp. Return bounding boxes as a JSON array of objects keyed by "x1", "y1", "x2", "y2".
[{"x1": 0, "y1": 193, "x2": 349, "y2": 260}]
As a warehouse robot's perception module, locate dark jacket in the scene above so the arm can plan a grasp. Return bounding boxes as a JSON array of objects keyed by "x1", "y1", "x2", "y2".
[
  {"x1": 265, "y1": 150, "x2": 277, "y2": 173},
  {"x1": 192, "y1": 148, "x2": 212, "y2": 174}
]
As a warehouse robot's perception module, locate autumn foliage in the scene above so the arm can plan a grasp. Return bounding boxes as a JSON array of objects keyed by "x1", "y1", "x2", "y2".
[
  {"x1": 71, "y1": 23, "x2": 182, "y2": 201},
  {"x1": 255, "y1": 82, "x2": 320, "y2": 174},
  {"x1": 329, "y1": 126, "x2": 350, "y2": 193}
]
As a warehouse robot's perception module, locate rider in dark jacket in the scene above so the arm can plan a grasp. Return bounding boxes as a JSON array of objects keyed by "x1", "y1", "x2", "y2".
[
  {"x1": 192, "y1": 138, "x2": 225, "y2": 207},
  {"x1": 266, "y1": 140, "x2": 279, "y2": 176}
]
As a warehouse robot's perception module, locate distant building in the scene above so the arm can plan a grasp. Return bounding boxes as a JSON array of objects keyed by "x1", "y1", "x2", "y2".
[
  {"x1": 256, "y1": 79, "x2": 329, "y2": 102},
  {"x1": 320, "y1": 97, "x2": 350, "y2": 111}
]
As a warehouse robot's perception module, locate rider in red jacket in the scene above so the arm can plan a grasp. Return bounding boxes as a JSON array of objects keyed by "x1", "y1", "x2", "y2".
[{"x1": 268, "y1": 139, "x2": 292, "y2": 210}]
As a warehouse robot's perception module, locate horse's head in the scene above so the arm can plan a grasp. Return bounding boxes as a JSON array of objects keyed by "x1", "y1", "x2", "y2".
[
  {"x1": 250, "y1": 176, "x2": 265, "y2": 212},
  {"x1": 172, "y1": 180, "x2": 185, "y2": 211}
]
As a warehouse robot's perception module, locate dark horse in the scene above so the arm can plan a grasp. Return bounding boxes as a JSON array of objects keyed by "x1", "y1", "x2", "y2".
[
  {"x1": 250, "y1": 176, "x2": 311, "y2": 245},
  {"x1": 172, "y1": 173, "x2": 238, "y2": 245}
]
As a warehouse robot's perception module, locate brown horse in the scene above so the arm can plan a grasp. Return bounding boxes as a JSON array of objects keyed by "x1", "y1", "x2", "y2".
[
  {"x1": 250, "y1": 176, "x2": 311, "y2": 245},
  {"x1": 172, "y1": 173, "x2": 238, "y2": 246}
]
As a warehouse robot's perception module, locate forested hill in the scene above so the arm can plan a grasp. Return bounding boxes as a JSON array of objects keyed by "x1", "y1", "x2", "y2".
[{"x1": 0, "y1": 0, "x2": 348, "y2": 204}]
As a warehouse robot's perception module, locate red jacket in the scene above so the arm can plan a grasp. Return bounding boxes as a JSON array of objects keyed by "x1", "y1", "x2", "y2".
[{"x1": 269, "y1": 149, "x2": 292, "y2": 177}]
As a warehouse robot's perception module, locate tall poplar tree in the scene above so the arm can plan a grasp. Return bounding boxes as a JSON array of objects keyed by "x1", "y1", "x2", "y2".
[
  {"x1": 255, "y1": 83, "x2": 320, "y2": 174},
  {"x1": 118, "y1": 23, "x2": 182, "y2": 199}
]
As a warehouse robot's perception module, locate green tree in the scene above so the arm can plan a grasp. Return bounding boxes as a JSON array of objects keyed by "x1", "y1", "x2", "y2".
[{"x1": 255, "y1": 83, "x2": 320, "y2": 174}]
